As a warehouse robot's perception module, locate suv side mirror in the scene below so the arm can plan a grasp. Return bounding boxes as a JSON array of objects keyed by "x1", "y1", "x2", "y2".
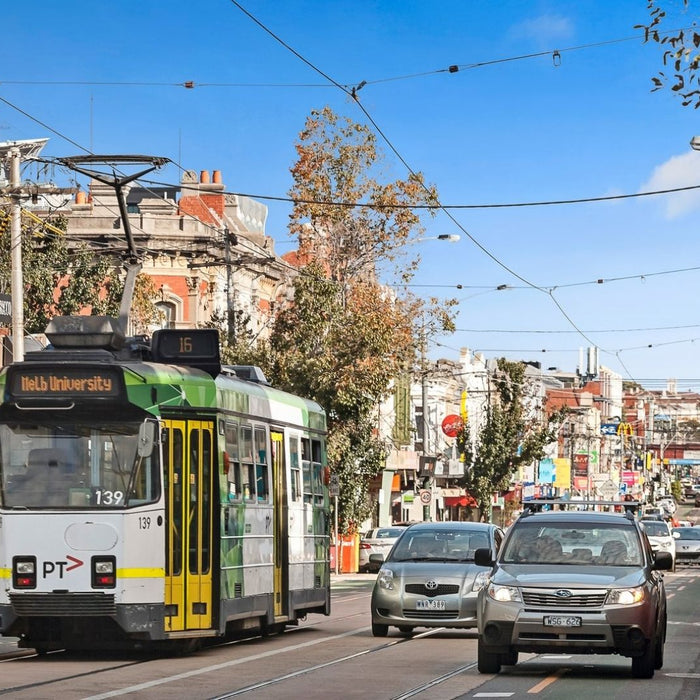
[
  {"x1": 474, "y1": 547, "x2": 494, "y2": 567},
  {"x1": 652, "y1": 550, "x2": 673, "y2": 571}
]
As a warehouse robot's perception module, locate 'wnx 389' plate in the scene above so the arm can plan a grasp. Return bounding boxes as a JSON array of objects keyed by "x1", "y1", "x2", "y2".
[{"x1": 416, "y1": 599, "x2": 446, "y2": 610}]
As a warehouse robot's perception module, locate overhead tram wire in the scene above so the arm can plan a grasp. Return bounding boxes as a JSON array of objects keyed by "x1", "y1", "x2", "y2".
[
  {"x1": 226, "y1": 0, "x2": 616, "y2": 358},
  {"x1": 1, "y1": 25, "x2": 692, "y2": 91}
]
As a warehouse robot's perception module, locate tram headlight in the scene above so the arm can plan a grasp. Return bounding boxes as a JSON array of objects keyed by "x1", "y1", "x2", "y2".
[
  {"x1": 92, "y1": 556, "x2": 116, "y2": 588},
  {"x1": 13, "y1": 556, "x2": 37, "y2": 589}
]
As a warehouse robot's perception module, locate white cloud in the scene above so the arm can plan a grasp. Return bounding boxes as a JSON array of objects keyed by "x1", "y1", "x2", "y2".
[
  {"x1": 510, "y1": 14, "x2": 574, "y2": 45},
  {"x1": 640, "y1": 151, "x2": 700, "y2": 219}
]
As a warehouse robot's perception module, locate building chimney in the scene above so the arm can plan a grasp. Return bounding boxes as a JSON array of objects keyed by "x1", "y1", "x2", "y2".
[
  {"x1": 200, "y1": 170, "x2": 210, "y2": 184},
  {"x1": 212, "y1": 170, "x2": 222, "y2": 184}
]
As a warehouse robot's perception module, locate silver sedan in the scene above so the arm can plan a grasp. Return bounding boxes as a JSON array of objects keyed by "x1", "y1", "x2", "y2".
[
  {"x1": 370, "y1": 521, "x2": 504, "y2": 637},
  {"x1": 672, "y1": 526, "x2": 700, "y2": 565}
]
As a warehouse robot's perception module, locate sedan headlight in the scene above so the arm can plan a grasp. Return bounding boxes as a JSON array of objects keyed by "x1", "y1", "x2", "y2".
[
  {"x1": 473, "y1": 571, "x2": 490, "y2": 592},
  {"x1": 606, "y1": 586, "x2": 645, "y2": 605},
  {"x1": 376, "y1": 568, "x2": 395, "y2": 590},
  {"x1": 487, "y1": 583, "x2": 522, "y2": 602}
]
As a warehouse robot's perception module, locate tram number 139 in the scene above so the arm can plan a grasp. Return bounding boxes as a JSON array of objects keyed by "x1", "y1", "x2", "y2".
[{"x1": 138, "y1": 516, "x2": 152, "y2": 529}]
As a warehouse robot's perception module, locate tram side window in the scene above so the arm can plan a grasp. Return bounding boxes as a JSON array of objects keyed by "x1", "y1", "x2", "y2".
[
  {"x1": 254, "y1": 427, "x2": 269, "y2": 502},
  {"x1": 289, "y1": 436, "x2": 301, "y2": 501},
  {"x1": 311, "y1": 438, "x2": 324, "y2": 506},
  {"x1": 301, "y1": 437, "x2": 313, "y2": 504},
  {"x1": 240, "y1": 426, "x2": 256, "y2": 501},
  {"x1": 224, "y1": 422, "x2": 241, "y2": 502}
]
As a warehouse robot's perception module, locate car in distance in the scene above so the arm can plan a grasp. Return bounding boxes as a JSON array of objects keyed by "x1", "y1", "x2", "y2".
[
  {"x1": 370, "y1": 521, "x2": 504, "y2": 637},
  {"x1": 475, "y1": 507, "x2": 672, "y2": 678},
  {"x1": 358, "y1": 526, "x2": 406, "y2": 573},
  {"x1": 672, "y1": 526, "x2": 700, "y2": 565},
  {"x1": 640, "y1": 518, "x2": 676, "y2": 572}
]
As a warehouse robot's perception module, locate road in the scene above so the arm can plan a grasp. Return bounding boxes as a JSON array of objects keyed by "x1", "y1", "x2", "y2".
[
  {"x1": 1, "y1": 503, "x2": 698, "y2": 698},
  {"x1": 0, "y1": 563, "x2": 698, "y2": 699}
]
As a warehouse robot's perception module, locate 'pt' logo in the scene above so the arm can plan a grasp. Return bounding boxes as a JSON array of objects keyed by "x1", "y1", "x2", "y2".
[{"x1": 42, "y1": 555, "x2": 84, "y2": 578}]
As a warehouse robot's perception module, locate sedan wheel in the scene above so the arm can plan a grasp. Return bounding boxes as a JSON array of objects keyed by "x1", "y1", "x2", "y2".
[{"x1": 372, "y1": 622, "x2": 389, "y2": 637}]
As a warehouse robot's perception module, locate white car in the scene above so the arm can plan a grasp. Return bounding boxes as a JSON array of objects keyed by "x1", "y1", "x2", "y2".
[
  {"x1": 656, "y1": 497, "x2": 677, "y2": 515},
  {"x1": 359, "y1": 526, "x2": 406, "y2": 572},
  {"x1": 641, "y1": 519, "x2": 676, "y2": 571}
]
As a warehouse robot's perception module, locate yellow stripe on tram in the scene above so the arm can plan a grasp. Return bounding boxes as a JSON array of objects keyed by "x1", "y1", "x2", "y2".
[
  {"x1": 0, "y1": 568, "x2": 10, "y2": 579},
  {"x1": 117, "y1": 568, "x2": 165, "y2": 578}
]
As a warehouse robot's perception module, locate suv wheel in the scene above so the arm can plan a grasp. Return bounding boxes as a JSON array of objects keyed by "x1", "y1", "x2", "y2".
[
  {"x1": 477, "y1": 637, "x2": 502, "y2": 674},
  {"x1": 502, "y1": 648, "x2": 518, "y2": 666},
  {"x1": 631, "y1": 636, "x2": 656, "y2": 678},
  {"x1": 654, "y1": 618, "x2": 665, "y2": 670}
]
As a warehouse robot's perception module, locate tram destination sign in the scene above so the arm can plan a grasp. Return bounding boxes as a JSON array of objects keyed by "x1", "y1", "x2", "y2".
[{"x1": 7, "y1": 366, "x2": 124, "y2": 399}]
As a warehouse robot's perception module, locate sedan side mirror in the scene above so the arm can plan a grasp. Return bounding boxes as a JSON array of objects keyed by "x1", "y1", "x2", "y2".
[{"x1": 369, "y1": 553, "x2": 385, "y2": 565}]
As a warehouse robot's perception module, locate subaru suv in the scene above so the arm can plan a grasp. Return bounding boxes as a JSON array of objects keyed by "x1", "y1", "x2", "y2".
[{"x1": 474, "y1": 507, "x2": 673, "y2": 678}]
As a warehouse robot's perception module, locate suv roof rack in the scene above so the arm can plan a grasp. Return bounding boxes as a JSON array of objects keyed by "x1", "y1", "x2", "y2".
[{"x1": 520, "y1": 499, "x2": 640, "y2": 515}]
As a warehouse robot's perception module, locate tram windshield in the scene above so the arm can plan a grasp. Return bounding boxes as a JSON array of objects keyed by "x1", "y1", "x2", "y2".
[{"x1": 0, "y1": 419, "x2": 160, "y2": 509}]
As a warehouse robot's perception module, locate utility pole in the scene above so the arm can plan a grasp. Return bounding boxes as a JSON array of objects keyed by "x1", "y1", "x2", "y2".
[
  {"x1": 9, "y1": 148, "x2": 23, "y2": 362},
  {"x1": 0, "y1": 138, "x2": 49, "y2": 363}
]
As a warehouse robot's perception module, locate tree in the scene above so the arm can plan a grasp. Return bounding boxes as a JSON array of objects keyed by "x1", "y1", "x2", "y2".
[
  {"x1": 456, "y1": 359, "x2": 562, "y2": 520},
  {"x1": 637, "y1": 1, "x2": 700, "y2": 108},
  {"x1": 258, "y1": 106, "x2": 452, "y2": 533},
  {"x1": 0, "y1": 208, "x2": 160, "y2": 334}
]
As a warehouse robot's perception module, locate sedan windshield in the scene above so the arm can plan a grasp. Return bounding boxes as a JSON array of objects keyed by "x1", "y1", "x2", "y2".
[
  {"x1": 673, "y1": 527, "x2": 700, "y2": 540},
  {"x1": 0, "y1": 420, "x2": 159, "y2": 509},
  {"x1": 501, "y1": 522, "x2": 643, "y2": 566},
  {"x1": 389, "y1": 528, "x2": 491, "y2": 562}
]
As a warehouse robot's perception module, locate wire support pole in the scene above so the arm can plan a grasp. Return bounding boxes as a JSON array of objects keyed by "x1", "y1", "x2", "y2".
[{"x1": 9, "y1": 148, "x2": 24, "y2": 363}]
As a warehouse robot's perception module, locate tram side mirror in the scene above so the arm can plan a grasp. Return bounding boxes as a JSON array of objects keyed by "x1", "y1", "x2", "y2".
[{"x1": 137, "y1": 421, "x2": 156, "y2": 457}]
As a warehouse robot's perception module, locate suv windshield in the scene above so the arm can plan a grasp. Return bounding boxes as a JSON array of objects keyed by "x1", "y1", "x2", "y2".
[{"x1": 500, "y1": 521, "x2": 642, "y2": 566}]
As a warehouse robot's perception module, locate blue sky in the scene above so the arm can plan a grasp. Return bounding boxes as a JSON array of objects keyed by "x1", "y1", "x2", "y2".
[{"x1": 3, "y1": 1, "x2": 700, "y2": 390}]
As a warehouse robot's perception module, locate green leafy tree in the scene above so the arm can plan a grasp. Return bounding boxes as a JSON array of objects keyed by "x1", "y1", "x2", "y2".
[
  {"x1": 0, "y1": 209, "x2": 160, "y2": 334},
  {"x1": 456, "y1": 358, "x2": 562, "y2": 520},
  {"x1": 637, "y1": 0, "x2": 700, "y2": 108}
]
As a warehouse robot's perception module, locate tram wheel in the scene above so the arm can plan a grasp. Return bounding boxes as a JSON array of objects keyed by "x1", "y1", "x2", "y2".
[{"x1": 398, "y1": 626, "x2": 414, "y2": 636}]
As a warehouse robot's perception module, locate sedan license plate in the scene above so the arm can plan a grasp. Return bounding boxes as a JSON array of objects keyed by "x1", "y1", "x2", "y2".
[
  {"x1": 416, "y1": 599, "x2": 446, "y2": 611},
  {"x1": 543, "y1": 615, "x2": 582, "y2": 627}
]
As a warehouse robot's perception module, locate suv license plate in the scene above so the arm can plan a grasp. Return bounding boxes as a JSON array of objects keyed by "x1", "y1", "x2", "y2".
[
  {"x1": 416, "y1": 599, "x2": 446, "y2": 611},
  {"x1": 543, "y1": 615, "x2": 582, "y2": 627}
]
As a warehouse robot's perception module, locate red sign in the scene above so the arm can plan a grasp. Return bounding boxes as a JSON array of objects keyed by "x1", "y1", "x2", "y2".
[{"x1": 441, "y1": 414, "x2": 464, "y2": 437}]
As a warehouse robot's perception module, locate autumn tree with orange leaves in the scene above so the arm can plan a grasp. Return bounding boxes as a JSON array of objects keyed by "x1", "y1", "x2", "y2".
[{"x1": 261, "y1": 106, "x2": 455, "y2": 532}]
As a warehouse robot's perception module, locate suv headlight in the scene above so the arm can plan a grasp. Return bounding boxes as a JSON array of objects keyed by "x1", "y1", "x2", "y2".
[
  {"x1": 487, "y1": 583, "x2": 522, "y2": 602},
  {"x1": 606, "y1": 586, "x2": 645, "y2": 605},
  {"x1": 473, "y1": 571, "x2": 490, "y2": 592},
  {"x1": 377, "y1": 568, "x2": 395, "y2": 590}
]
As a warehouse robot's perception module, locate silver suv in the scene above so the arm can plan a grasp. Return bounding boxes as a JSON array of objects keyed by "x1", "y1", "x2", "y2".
[{"x1": 474, "y1": 508, "x2": 673, "y2": 678}]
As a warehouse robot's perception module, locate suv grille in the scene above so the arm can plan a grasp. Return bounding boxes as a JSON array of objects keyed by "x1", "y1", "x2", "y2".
[{"x1": 522, "y1": 589, "x2": 606, "y2": 607}]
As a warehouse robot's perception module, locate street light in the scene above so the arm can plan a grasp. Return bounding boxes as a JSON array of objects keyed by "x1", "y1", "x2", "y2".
[
  {"x1": 421, "y1": 234, "x2": 460, "y2": 242},
  {"x1": 690, "y1": 136, "x2": 700, "y2": 151}
]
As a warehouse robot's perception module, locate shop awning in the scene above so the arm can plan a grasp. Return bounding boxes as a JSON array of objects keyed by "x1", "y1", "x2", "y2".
[{"x1": 444, "y1": 494, "x2": 478, "y2": 507}]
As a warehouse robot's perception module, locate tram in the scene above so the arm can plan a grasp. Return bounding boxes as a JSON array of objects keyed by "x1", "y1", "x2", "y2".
[{"x1": 0, "y1": 316, "x2": 330, "y2": 652}]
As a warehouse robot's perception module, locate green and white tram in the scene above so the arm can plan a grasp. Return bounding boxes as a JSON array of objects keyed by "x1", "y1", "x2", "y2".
[{"x1": 0, "y1": 316, "x2": 330, "y2": 652}]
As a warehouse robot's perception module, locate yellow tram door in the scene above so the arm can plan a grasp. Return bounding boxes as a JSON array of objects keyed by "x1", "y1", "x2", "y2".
[
  {"x1": 271, "y1": 431, "x2": 288, "y2": 619},
  {"x1": 163, "y1": 419, "x2": 214, "y2": 632}
]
